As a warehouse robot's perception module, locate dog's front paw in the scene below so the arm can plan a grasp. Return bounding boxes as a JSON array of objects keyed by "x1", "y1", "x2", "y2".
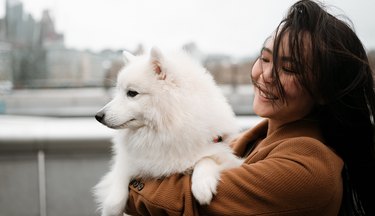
[
  {"x1": 192, "y1": 173, "x2": 218, "y2": 205},
  {"x1": 101, "y1": 188, "x2": 128, "y2": 216},
  {"x1": 101, "y1": 197, "x2": 126, "y2": 216},
  {"x1": 191, "y1": 158, "x2": 221, "y2": 205}
]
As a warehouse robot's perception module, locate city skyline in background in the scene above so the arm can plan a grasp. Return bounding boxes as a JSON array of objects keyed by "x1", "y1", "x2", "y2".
[
  {"x1": 0, "y1": 0, "x2": 374, "y2": 57},
  {"x1": 0, "y1": 0, "x2": 257, "y2": 116},
  {"x1": 0, "y1": 0, "x2": 255, "y2": 89}
]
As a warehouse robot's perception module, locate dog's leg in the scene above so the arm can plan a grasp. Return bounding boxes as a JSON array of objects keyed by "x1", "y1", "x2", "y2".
[
  {"x1": 101, "y1": 176, "x2": 129, "y2": 216},
  {"x1": 101, "y1": 153, "x2": 131, "y2": 216},
  {"x1": 191, "y1": 153, "x2": 243, "y2": 205},
  {"x1": 93, "y1": 171, "x2": 114, "y2": 213},
  {"x1": 216, "y1": 152, "x2": 244, "y2": 169},
  {"x1": 191, "y1": 157, "x2": 221, "y2": 205}
]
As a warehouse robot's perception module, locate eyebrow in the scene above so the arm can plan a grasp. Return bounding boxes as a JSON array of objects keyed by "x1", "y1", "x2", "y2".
[
  {"x1": 261, "y1": 47, "x2": 294, "y2": 63},
  {"x1": 261, "y1": 47, "x2": 272, "y2": 54}
]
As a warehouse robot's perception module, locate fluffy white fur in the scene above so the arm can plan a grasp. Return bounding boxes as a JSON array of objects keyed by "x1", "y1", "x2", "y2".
[{"x1": 93, "y1": 47, "x2": 243, "y2": 216}]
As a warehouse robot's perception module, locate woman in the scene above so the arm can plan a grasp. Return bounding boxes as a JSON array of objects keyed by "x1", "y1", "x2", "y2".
[{"x1": 125, "y1": 0, "x2": 375, "y2": 215}]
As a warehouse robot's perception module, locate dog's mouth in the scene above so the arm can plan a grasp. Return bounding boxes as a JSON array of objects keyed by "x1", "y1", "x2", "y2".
[{"x1": 108, "y1": 118, "x2": 136, "y2": 129}]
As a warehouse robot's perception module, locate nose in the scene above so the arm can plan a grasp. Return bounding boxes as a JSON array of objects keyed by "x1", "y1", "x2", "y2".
[
  {"x1": 251, "y1": 58, "x2": 273, "y2": 83},
  {"x1": 95, "y1": 111, "x2": 105, "y2": 123},
  {"x1": 260, "y1": 65, "x2": 273, "y2": 84}
]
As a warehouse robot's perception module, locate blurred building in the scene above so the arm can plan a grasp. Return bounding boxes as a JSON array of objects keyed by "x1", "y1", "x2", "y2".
[
  {"x1": 0, "y1": 0, "x2": 124, "y2": 89},
  {"x1": 0, "y1": 41, "x2": 12, "y2": 93},
  {"x1": 0, "y1": 0, "x2": 256, "y2": 90}
]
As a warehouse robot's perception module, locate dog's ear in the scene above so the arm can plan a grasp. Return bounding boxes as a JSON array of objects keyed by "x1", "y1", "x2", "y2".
[
  {"x1": 150, "y1": 47, "x2": 166, "y2": 80},
  {"x1": 122, "y1": 50, "x2": 135, "y2": 64}
]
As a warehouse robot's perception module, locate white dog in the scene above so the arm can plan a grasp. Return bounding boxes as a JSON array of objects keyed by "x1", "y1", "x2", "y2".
[{"x1": 93, "y1": 47, "x2": 243, "y2": 216}]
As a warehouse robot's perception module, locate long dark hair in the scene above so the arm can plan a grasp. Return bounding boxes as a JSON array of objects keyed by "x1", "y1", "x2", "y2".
[{"x1": 270, "y1": 0, "x2": 375, "y2": 215}]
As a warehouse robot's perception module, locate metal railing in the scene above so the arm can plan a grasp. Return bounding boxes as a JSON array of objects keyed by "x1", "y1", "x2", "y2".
[{"x1": 0, "y1": 115, "x2": 260, "y2": 216}]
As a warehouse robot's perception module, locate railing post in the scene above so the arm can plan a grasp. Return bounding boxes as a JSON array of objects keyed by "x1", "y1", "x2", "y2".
[{"x1": 38, "y1": 150, "x2": 47, "y2": 216}]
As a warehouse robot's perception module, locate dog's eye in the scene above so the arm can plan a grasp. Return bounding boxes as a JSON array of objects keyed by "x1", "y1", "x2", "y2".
[{"x1": 127, "y1": 90, "x2": 139, "y2": 97}]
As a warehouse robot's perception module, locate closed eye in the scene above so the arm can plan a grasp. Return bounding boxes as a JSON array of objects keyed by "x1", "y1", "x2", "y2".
[
  {"x1": 259, "y1": 56, "x2": 270, "y2": 63},
  {"x1": 280, "y1": 57, "x2": 296, "y2": 74},
  {"x1": 126, "y1": 90, "x2": 139, "y2": 97},
  {"x1": 281, "y1": 66, "x2": 296, "y2": 74}
]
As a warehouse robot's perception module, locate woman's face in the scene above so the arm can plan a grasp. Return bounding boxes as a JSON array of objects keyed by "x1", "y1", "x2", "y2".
[{"x1": 251, "y1": 35, "x2": 314, "y2": 126}]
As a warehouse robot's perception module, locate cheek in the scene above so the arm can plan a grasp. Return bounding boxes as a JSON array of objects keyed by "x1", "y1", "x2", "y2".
[
  {"x1": 283, "y1": 78, "x2": 314, "y2": 109},
  {"x1": 281, "y1": 76, "x2": 302, "y2": 98}
]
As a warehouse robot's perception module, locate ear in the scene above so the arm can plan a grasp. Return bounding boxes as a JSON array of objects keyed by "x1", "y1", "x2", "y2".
[
  {"x1": 150, "y1": 47, "x2": 166, "y2": 80},
  {"x1": 122, "y1": 50, "x2": 135, "y2": 64}
]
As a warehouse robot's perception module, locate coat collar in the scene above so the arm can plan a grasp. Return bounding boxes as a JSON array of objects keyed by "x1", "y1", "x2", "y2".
[
  {"x1": 232, "y1": 119, "x2": 268, "y2": 156},
  {"x1": 232, "y1": 118, "x2": 324, "y2": 156}
]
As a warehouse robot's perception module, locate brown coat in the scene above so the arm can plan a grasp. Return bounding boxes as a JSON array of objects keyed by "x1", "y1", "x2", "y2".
[{"x1": 125, "y1": 119, "x2": 344, "y2": 216}]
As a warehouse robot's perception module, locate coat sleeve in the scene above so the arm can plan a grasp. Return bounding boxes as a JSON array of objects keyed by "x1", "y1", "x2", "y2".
[
  {"x1": 125, "y1": 137, "x2": 343, "y2": 215},
  {"x1": 125, "y1": 173, "x2": 199, "y2": 216}
]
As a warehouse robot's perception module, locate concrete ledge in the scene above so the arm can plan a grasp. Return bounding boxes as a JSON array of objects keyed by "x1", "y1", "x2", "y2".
[
  {"x1": 0, "y1": 115, "x2": 261, "y2": 151},
  {"x1": 0, "y1": 114, "x2": 262, "y2": 216},
  {"x1": 0, "y1": 115, "x2": 114, "y2": 151}
]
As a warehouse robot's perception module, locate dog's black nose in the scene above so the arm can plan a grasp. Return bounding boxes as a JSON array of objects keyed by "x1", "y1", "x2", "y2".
[{"x1": 95, "y1": 111, "x2": 105, "y2": 123}]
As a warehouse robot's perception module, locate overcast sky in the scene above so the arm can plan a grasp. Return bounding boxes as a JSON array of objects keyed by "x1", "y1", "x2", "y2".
[{"x1": 1, "y1": 0, "x2": 374, "y2": 57}]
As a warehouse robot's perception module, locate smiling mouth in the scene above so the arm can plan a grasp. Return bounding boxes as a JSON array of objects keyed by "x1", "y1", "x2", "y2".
[
  {"x1": 109, "y1": 118, "x2": 136, "y2": 129},
  {"x1": 258, "y1": 88, "x2": 279, "y2": 100}
]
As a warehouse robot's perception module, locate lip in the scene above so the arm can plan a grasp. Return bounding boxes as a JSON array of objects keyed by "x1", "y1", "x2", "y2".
[{"x1": 257, "y1": 87, "x2": 279, "y2": 100}]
